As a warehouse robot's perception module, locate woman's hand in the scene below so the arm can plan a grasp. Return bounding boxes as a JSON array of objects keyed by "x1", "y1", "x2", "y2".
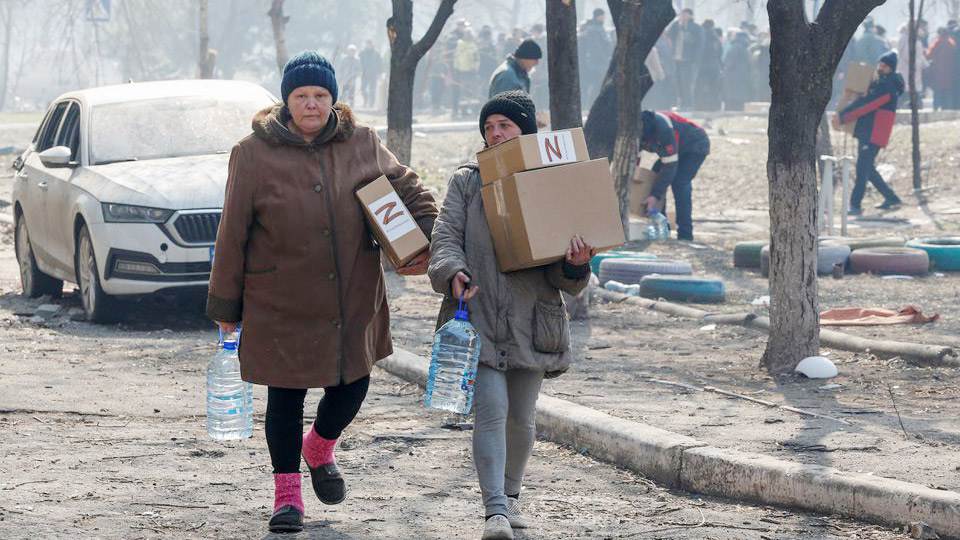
[
  {"x1": 565, "y1": 235, "x2": 595, "y2": 266},
  {"x1": 397, "y1": 249, "x2": 430, "y2": 276},
  {"x1": 451, "y1": 271, "x2": 479, "y2": 302},
  {"x1": 215, "y1": 320, "x2": 239, "y2": 336},
  {"x1": 645, "y1": 196, "x2": 660, "y2": 213}
]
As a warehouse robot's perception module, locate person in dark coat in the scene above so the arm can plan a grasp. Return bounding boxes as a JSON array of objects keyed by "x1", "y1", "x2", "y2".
[
  {"x1": 948, "y1": 20, "x2": 960, "y2": 110},
  {"x1": 694, "y1": 19, "x2": 723, "y2": 111},
  {"x1": 722, "y1": 31, "x2": 751, "y2": 111},
  {"x1": 578, "y1": 8, "x2": 613, "y2": 107},
  {"x1": 857, "y1": 22, "x2": 888, "y2": 67},
  {"x1": 359, "y1": 40, "x2": 382, "y2": 109},
  {"x1": 667, "y1": 8, "x2": 703, "y2": 109},
  {"x1": 926, "y1": 28, "x2": 958, "y2": 110},
  {"x1": 208, "y1": 51, "x2": 438, "y2": 532},
  {"x1": 639, "y1": 110, "x2": 710, "y2": 241},
  {"x1": 838, "y1": 51, "x2": 905, "y2": 214},
  {"x1": 488, "y1": 39, "x2": 541, "y2": 98}
]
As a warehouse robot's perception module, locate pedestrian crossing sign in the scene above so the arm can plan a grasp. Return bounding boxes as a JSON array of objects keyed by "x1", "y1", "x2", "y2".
[{"x1": 85, "y1": 0, "x2": 110, "y2": 22}]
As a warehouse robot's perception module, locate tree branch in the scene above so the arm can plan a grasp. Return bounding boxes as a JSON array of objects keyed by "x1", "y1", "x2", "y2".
[
  {"x1": 411, "y1": 0, "x2": 457, "y2": 62},
  {"x1": 811, "y1": 0, "x2": 886, "y2": 68}
]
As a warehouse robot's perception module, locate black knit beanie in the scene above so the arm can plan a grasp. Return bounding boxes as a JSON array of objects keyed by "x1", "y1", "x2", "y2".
[
  {"x1": 513, "y1": 39, "x2": 543, "y2": 60},
  {"x1": 879, "y1": 50, "x2": 898, "y2": 71},
  {"x1": 281, "y1": 51, "x2": 339, "y2": 104},
  {"x1": 479, "y1": 91, "x2": 538, "y2": 137}
]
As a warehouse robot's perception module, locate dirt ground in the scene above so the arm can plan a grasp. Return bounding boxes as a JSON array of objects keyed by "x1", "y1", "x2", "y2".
[{"x1": 1, "y1": 113, "x2": 957, "y2": 538}]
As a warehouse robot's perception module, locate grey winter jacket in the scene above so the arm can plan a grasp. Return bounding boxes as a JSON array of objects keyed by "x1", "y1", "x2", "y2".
[
  {"x1": 488, "y1": 57, "x2": 531, "y2": 98},
  {"x1": 428, "y1": 162, "x2": 590, "y2": 377}
]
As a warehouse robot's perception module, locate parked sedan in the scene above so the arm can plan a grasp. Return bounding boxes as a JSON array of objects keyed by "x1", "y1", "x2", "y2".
[{"x1": 12, "y1": 80, "x2": 276, "y2": 322}]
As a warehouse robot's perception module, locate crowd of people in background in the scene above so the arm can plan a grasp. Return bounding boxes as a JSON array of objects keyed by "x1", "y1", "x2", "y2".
[{"x1": 329, "y1": 10, "x2": 960, "y2": 116}]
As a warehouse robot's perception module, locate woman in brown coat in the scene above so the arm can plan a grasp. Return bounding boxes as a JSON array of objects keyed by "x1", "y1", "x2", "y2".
[{"x1": 207, "y1": 51, "x2": 437, "y2": 532}]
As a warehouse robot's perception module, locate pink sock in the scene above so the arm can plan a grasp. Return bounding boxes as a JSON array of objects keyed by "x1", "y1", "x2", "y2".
[
  {"x1": 273, "y1": 473, "x2": 304, "y2": 514},
  {"x1": 302, "y1": 426, "x2": 337, "y2": 467}
]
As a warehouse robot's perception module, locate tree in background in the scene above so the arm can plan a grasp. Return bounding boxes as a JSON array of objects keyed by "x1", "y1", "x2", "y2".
[
  {"x1": 268, "y1": 0, "x2": 289, "y2": 73},
  {"x1": 546, "y1": 0, "x2": 581, "y2": 130},
  {"x1": 386, "y1": 0, "x2": 457, "y2": 165},
  {"x1": 763, "y1": 0, "x2": 884, "y2": 375},
  {"x1": 198, "y1": 0, "x2": 217, "y2": 79},
  {"x1": 582, "y1": 0, "x2": 674, "y2": 235},
  {"x1": 582, "y1": 0, "x2": 674, "y2": 161},
  {"x1": 908, "y1": 0, "x2": 925, "y2": 193}
]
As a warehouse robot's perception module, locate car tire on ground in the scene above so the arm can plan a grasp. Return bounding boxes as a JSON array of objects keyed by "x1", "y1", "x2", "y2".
[
  {"x1": 760, "y1": 243, "x2": 851, "y2": 277},
  {"x1": 848, "y1": 247, "x2": 930, "y2": 276},
  {"x1": 639, "y1": 275, "x2": 726, "y2": 304},
  {"x1": 590, "y1": 251, "x2": 657, "y2": 275},
  {"x1": 905, "y1": 237, "x2": 960, "y2": 271},
  {"x1": 14, "y1": 215, "x2": 63, "y2": 298},
  {"x1": 820, "y1": 236, "x2": 906, "y2": 251},
  {"x1": 598, "y1": 259, "x2": 693, "y2": 286},
  {"x1": 733, "y1": 240, "x2": 767, "y2": 269},
  {"x1": 816, "y1": 242, "x2": 852, "y2": 275},
  {"x1": 76, "y1": 224, "x2": 119, "y2": 324}
]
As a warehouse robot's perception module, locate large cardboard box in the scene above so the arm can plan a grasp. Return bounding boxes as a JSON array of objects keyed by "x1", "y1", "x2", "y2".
[
  {"x1": 844, "y1": 62, "x2": 875, "y2": 94},
  {"x1": 834, "y1": 89, "x2": 862, "y2": 135},
  {"x1": 630, "y1": 167, "x2": 660, "y2": 216},
  {"x1": 477, "y1": 127, "x2": 589, "y2": 185},
  {"x1": 481, "y1": 158, "x2": 625, "y2": 272},
  {"x1": 356, "y1": 175, "x2": 429, "y2": 268}
]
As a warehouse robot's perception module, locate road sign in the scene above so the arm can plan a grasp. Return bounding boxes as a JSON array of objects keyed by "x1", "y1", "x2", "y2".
[{"x1": 85, "y1": 0, "x2": 110, "y2": 22}]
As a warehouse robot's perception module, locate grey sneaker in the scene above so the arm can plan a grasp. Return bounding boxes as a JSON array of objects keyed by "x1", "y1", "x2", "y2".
[
  {"x1": 482, "y1": 515, "x2": 514, "y2": 540},
  {"x1": 506, "y1": 497, "x2": 528, "y2": 529}
]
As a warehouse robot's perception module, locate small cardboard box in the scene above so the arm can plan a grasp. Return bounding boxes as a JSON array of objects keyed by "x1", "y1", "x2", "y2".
[
  {"x1": 834, "y1": 88, "x2": 862, "y2": 135},
  {"x1": 356, "y1": 175, "x2": 429, "y2": 268},
  {"x1": 630, "y1": 167, "x2": 661, "y2": 216},
  {"x1": 477, "y1": 127, "x2": 589, "y2": 185},
  {"x1": 844, "y1": 62, "x2": 875, "y2": 94},
  {"x1": 481, "y1": 158, "x2": 625, "y2": 272}
]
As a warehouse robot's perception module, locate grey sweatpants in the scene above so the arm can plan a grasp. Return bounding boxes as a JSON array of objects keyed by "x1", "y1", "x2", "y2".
[{"x1": 473, "y1": 364, "x2": 544, "y2": 517}]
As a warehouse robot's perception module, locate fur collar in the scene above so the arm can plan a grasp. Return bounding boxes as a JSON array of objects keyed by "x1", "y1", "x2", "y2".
[{"x1": 252, "y1": 102, "x2": 357, "y2": 147}]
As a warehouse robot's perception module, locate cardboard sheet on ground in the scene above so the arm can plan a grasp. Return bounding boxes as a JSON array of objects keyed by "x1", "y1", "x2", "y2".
[{"x1": 819, "y1": 306, "x2": 939, "y2": 326}]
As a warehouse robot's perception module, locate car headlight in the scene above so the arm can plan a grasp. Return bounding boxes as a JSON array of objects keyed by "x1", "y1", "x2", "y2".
[{"x1": 101, "y1": 203, "x2": 174, "y2": 223}]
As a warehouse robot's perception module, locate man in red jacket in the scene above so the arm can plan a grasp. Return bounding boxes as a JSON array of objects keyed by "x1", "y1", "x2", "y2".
[{"x1": 838, "y1": 50, "x2": 905, "y2": 215}]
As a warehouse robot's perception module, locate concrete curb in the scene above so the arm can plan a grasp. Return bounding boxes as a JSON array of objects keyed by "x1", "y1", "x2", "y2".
[{"x1": 378, "y1": 348, "x2": 960, "y2": 538}]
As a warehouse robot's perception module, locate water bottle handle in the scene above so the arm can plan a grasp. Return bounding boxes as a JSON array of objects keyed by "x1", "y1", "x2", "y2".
[
  {"x1": 217, "y1": 325, "x2": 243, "y2": 346},
  {"x1": 458, "y1": 290, "x2": 466, "y2": 311}
]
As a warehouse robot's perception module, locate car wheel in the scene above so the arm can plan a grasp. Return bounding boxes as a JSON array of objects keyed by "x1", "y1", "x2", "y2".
[
  {"x1": 76, "y1": 225, "x2": 117, "y2": 323},
  {"x1": 14, "y1": 215, "x2": 63, "y2": 298}
]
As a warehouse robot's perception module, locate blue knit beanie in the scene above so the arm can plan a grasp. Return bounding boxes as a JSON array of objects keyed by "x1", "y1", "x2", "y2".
[
  {"x1": 281, "y1": 51, "x2": 339, "y2": 104},
  {"x1": 879, "y1": 50, "x2": 898, "y2": 71}
]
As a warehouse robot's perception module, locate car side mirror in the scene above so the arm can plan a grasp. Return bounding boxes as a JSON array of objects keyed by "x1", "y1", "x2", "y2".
[{"x1": 38, "y1": 146, "x2": 75, "y2": 168}]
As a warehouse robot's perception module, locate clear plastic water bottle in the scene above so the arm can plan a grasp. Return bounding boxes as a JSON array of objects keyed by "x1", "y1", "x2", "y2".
[
  {"x1": 649, "y1": 209, "x2": 670, "y2": 242},
  {"x1": 426, "y1": 294, "x2": 481, "y2": 415},
  {"x1": 603, "y1": 280, "x2": 641, "y2": 296},
  {"x1": 207, "y1": 331, "x2": 253, "y2": 440}
]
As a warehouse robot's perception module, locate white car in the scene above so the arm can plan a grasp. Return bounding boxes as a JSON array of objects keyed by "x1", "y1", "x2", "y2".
[{"x1": 12, "y1": 80, "x2": 277, "y2": 322}]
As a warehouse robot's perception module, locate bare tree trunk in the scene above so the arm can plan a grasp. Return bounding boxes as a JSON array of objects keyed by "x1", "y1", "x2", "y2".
[
  {"x1": 546, "y1": 0, "x2": 582, "y2": 130},
  {"x1": 583, "y1": 0, "x2": 674, "y2": 160},
  {"x1": 198, "y1": 0, "x2": 215, "y2": 79},
  {"x1": 609, "y1": 0, "x2": 643, "y2": 236},
  {"x1": 387, "y1": 0, "x2": 457, "y2": 165},
  {"x1": 0, "y1": 3, "x2": 12, "y2": 111},
  {"x1": 763, "y1": 0, "x2": 883, "y2": 375},
  {"x1": 268, "y1": 0, "x2": 289, "y2": 73},
  {"x1": 908, "y1": 0, "x2": 924, "y2": 192}
]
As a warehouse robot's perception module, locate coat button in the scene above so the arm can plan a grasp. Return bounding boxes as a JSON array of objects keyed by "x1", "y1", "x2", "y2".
[
  {"x1": 500, "y1": 351, "x2": 506, "y2": 357},
  {"x1": 327, "y1": 272, "x2": 336, "y2": 281},
  {"x1": 331, "y1": 317, "x2": 340, "y2": 326},
  {"x1": 322, "y1": 229, "x2": 331, "y2": 237},
  {"x1": 313, "y1": 184, "x2": 323, "y2": 193}
]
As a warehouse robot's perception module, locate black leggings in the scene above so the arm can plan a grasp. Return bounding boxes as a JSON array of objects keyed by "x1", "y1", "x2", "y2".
[{"x1": 265, "y1": 376, "x2": 370, "y2": 474}]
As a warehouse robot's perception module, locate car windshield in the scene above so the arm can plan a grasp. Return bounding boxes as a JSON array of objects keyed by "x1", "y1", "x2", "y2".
[{"x1": 89, "y1": 94, "x2": 273, "y2": 165}]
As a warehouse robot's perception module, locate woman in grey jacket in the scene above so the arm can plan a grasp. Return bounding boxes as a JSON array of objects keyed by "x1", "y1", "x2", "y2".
[{"x1": 428, "y1": 90, "x2": 594, "y2": 540}]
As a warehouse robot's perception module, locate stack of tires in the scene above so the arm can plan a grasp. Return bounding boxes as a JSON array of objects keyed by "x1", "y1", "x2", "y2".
[{"x1": 598, "y1": 257, "x2": 725, "y2": 304}]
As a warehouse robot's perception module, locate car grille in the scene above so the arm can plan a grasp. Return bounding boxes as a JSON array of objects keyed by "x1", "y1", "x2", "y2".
[{"x1": 173, "y1": 212, "x2": 220, "y2": 244}]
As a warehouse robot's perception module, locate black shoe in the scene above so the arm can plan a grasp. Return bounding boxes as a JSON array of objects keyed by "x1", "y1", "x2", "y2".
[
  {"x1": 848, "y1": 207, "x2": 863, "y2": 216},
  {"x1": 268, "y1": 505, "x2": 304, "y2": 533},
  {"x1": 306, "y1": 462, "x2": 346, "y2": 505},
  {"x1": 876, "y1": 199, "x2": 902, "y2": 210}
]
